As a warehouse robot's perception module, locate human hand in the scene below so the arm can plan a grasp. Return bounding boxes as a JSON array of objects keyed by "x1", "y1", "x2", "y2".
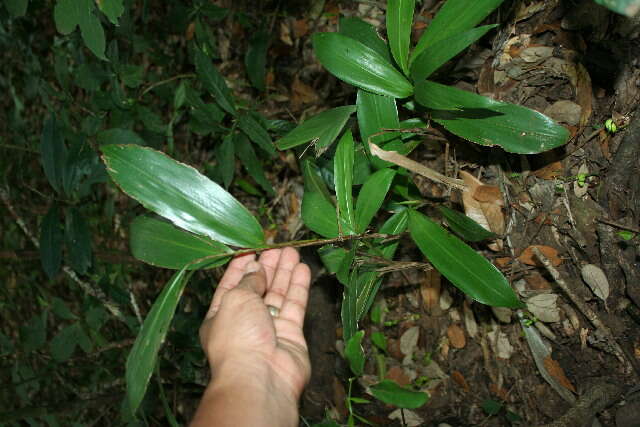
[{"x1": 199, "y1": 247, "x2": 312, "y2": 403}]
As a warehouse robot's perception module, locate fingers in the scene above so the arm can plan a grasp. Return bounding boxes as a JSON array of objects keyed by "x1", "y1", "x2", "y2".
[
  {"x1": 207, "y1": 253, "x2": 255, "y2": 318},
  {"x1": 258, "y1": 249, "x2": 283, "y2": 286},
  {"x1": 264, "y1": 247, "x2": 300, "y2": 310},
  {"x1": 279, "y1": 262, "x2": 311, "y2": 327}
]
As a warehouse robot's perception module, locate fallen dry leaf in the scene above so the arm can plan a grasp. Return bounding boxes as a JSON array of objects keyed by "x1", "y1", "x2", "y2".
[
  {"x1": 533, "y1": 160, "x2": 563, "y2": 180},
  {"x1": 581, "y1": 264, "x2": 610, "y2": 301},
  {"x1": 543, "y1": 356, "x2": 577, "y2": 393},
  {"x1": 460, "y1": 171, "x2": 505, "y2": 235},
  {"x1": 389, "y1": 409, "x2": 424, "y2": 426},
  {"x1": 451, "y1": 371, "x2": 470, "y2": 392},
  {"x1": 492, "y1": 306, "x2": 513, "y2": 323},
  {"x1": 463, "y1": 301, "x2": 478, "y2": 338},
  {"x1": 292, "y1": 18, "x2": 308, "y2": 38},
  {"x1": 526, "y1": 293, "x2": 561, "y2": 323},
  {"x1": 544, "y1": 100, "x2": 582, "y2": 126},
  {"x1": 400, "y1": 326, "x2": 420, "y2": 357},
  {"x1": 447, "y1": 324, "x2": 466, "y2": 349},
  {"x1": 525, "y1": 272, "x2": 551, "y2": 290},
  {"x1": 385, "y1": 365, "x2": 412, "y2": 387},
  {"x1": 519, "y1": 245, "x2": 562, "y2": 266},
  {"x1": 490, "y1": 383, "x2": 510, "y2": 401},
  {"x1": 576, "y1": 63, "x2": 593, "y2": 127},
  {"x1": 420, "y1": 269, "x2": 441, "y2": 312}
]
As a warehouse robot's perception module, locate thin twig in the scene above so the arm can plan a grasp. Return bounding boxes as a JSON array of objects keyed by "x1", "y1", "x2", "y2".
[
  {"x1": 532, "y1": 247, "x2": 636, "y2": 375},
  {"x1": 138, "y1": 73, "x2": 195, "y2": 99},
  {"x1": 0, "y1": 187, "x2": 127, "y2": 323},
  {"x1": 596, "y1": 217, "x2": 640, "y2": 234}
]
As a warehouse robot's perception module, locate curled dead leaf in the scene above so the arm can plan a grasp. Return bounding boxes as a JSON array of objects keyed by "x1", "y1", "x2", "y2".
[
  {"x1": 447, "y1": 324, "x2": 466, "y2": 349},
  {"x1": 519, "y1": 245, "x2": 562, "y2": 267}
]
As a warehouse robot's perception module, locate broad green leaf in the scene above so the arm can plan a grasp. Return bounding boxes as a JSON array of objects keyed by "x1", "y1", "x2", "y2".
[
  {"x1": 410, "y1": 0, "x2": 504, "y2": 64},
  {"x1": 302, "y1": 160, "x2": 333, "y2": 204},
  {"x1": 438, "y1": 206, "x2": 497, "y2": 242},
  {"x1": 593, "y1": 0, "x2": 640, "y2": 16},
  {"x1": 4, "y1": 0, "x2": 28, "y2": 17},
  {"x1": 130, "y1": 216, "x2": 231, "y2": 270},
  {"x1": 54, "y1": 0, "x2": 81, "y2": 34},
  {"x1": 411, "y1": 25, "x2": 497, "y2": 81},
  {"x1": 101, "y1": 145, "x2": 265, "y2": 248},
  {"x1": 238, "y1": 113, "x2": 276, "y2": 157},
  {"x1": 318, "y1": 245, "x2": 349, "y2": 274},
  {"x1": 65, "y1": 208, "x2": 92, "y2": 275},
  {"x1": 341, "y1": 268, "x2": 359, "y2": 341},
  {"x1": 119, "y1": 64, "x2": 144, "y2": 88},
  {"x1": 339, "y1": 16, "x2": 392, "y2": 62},
  {"x1": 334, "y1": 131, "x2": 356, "y2": 235},
  {"x1": 126, "y1": 268, "x2": 190, "y2": 415},
  {"x1": 344, "y1": 330, "x2": 365, "y2": 376},
  {"x1": 369, "y1": 379, "x2": 429, "y2": 409},
  {"x1": 355, "y1": 169, "x2": 396, "y2": 233},
  {"x1": 245, "y1": 30, "x2": 269, "y2": 91},
  {"x1": 97, "y1": 128, "x2": 145, "y2": 146},
  {"x1": 387, "y1": 0, "x2": 415, "y2": 75},
  {"x1": 275, "y1": 106, "x2": 356, "y2": 150},
  {"x1": 194, "y1": 48, "x2": 236, "y2": 116},
  {"x1": 371, "y1": 331, "x2": 387, "y2": 352},
  {"x1": 40, "y1": 205, "x2": 63, "y2": 280},
  {"x1": 51, "y1": 297, "x2": 77, "y2": 320},
  {"x1": 312, "y1": 33, "x2": 413, "y2": 98},
  {"x1": 415, "y1": 81, "x2": 569, "y2": 154},
  {"x1": 408, "y1": 210, "x2": 522, "y2": 307},
  {"x1": 20, "y1": 313, "x2": 47, "y2": 353},
  {"x1": 235, "y1": 133, "x2": 275, "y2": 196},
  {"x1": 301, "y1": 191, "x2": 338, "y2": 238},
  {"x1": 356, "y1": 90, "x2": 400, "y2": 146},
  {"x1": 98, "y1": 0, "x2": 124, "y2": 25},
  {"x1": 216, "y1": 134, "x2": 235, "y2": 189},
  {"x1": 78, "y1": 0, "x2": 107, "y2": 60},
  {"x1": 50, "y1": 323, "x2": 84, "y2": 362},
  {"x1": 336, "y1": 246, "x2": 356, "y2": 286},
  {"x1": 40, "y1": 114, "x2": 67, "y2": 194}
]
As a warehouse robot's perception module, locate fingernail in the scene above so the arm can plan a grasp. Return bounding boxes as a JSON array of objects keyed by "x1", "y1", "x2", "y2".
[{"x1": 245, "y1": 261, "x2": 261, "y2": 274}]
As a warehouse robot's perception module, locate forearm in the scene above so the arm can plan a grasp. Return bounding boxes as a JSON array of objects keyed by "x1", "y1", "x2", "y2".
[{"x1": 190, "y1": 365, "x2": 299, "y2": 427}]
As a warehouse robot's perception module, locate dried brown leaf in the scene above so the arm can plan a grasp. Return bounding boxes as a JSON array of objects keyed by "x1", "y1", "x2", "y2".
[
  {"x1": 447, "y1": 324, "x2": 466, "y2": 349},
  {"x1": 519, "y1": 245, "x2": 562, "y2": 266},
  {"x1": 451, "y1": 371, "x2": 470, "y2": 392},
  {"x1": 543, "y1": 356, "x2": 577, "y2": 393}
]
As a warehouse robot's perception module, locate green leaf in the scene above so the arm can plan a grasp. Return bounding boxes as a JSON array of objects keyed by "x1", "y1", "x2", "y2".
[
  {"x1": 65, "y1": 208, "x2": 92, "y2": 275},
  {"x1": 97, "y1": 128, "x2": 145, "y2": 146},
  {"x1": 355, "y1": 168, "x2": 396, "y2": 233},
  {"x1": 194, "y1": 48, "x2": 236, "y2": 116},
  {"x1": 40, "y1": 114, "x2": 67, "y2": 194},
  {"x1": 593, "y1": 0, "x2": 640, "y2": 16},
  {"x1": 312, "y1": 33, "x2": 413, "y2": 98},
  {"x1": 369, "y1": 379, "x2": 429, "y2": 409},
  {"x1": 20, "y1": 313, "x2": 47, "y2": 353},
  {"x1": 51, "y1": 297, "x2": 77, "y2": 320},
  {"x1": 302, "y1": 160, "x2": 333, "y2": 204},
  {"x1": 119, "y1": 64, "x2": 144, "y2": 88},
  {"x1": 356, "y1": 90, "x2": 401, "y2": 148},
  {"x1": 98, "y1": 0, "x2": 124, "y2": 25},
  {"x1": 78, "y1": 0, "x2": 107, "y2": 61},
  {"x1": 4, "y1": 0, "x2": 28, "y2": 17},
  {"x1": 415, "y1": 80, "x2": 569, "y2": 154},
  {"x1": 318, "y1": 245, "x2": 349, "y2": 274},
  {"x1": 371, "y1": 331, "x2": 387, "y2": 352},
  {"x1": 336, "y1": 246, "x2": 356, "y2": 286},
  {"x1": 275, "y1": 105, "x2": 356, "y2": 151},
  {"x1": 438, "y1": 206, "x2": 497, "y2": 242},
  {"x1": 50, "y1": 323, "x2": 84, "y2": 362},
  {"x1": 245, "y1": 29, "x2": 269, "y2": 91},
  {"x1": 238, "y1": 113, "x2": 276, "y2": 157},
  {"x1": 301, "y1": 191, "x2": 338, "y2": 238},
  {"x1": 411, "y1": 25, "x2": 497, "y2": 81},
  {"x1": 387, "y1": 0, "x2": 415, "y2": 75},
  {"x1": 101, "y1": 145, "x2": 265, "y2": 248},
  {"x1": 410, "y1": 0, "x2": 505, "y2": 64},
  {"x1": 339, "y1": 16, "x2": 392, "y2": 62},
  {"x1": 130, "y1": 216, "x2": 231, "y2": 270},
  {"x1": 126, "y1": 268, "x2": 190, "y2": 415},
  {"x1": 40, "y1": 205, "x2": 63, "y2": 280},
  {"x1": 344, "y1": 330, "x2": 366, "y2": 376},
  {"x1": 481, "y1": 399, "x2": 503, "y2": 415},
  {"x1": 408, "y1": 210, "x2": 522, "y2": 307},
  {"x1": 216, "y1": 134, "x2": 235, "y2": 189},
  {"x1": 341, "y1": 268, "x2": 359, "y2": 342},
  {"x1": 235, "y1": 133, "x2": 275, "y2": 196},
  {"x1": 54, "y1": 0, "x2": 81, "y2": 34},
  {"x1": 334, "y1": 131, "x2": 356, "y2": 235}
]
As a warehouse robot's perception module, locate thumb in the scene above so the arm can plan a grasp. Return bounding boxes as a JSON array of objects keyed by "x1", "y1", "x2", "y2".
[{"x1": 233, "y1": 261, "x2": 267, "y2": 297}]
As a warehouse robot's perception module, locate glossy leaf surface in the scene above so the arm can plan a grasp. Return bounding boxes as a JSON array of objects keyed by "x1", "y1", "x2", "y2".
[
  {"x1": 238, "y1": 113, "x2": 276, "y2": 157},
  {"x1": 40, "y1": 205, "x2": 63, "y2": 280},
  {"x1": 411, "y1": 25, "x2": 497, "y2": 81},
  {"x1": 355, "y1": 168, "x2": 396, "y2": 233},
  {"x1": 409, "y1": 210, "x2": 522, "y2": 307},
  {"x1": 438, "y1": 206, "x2": 497, "y2": 242},
  {"x1": 344, "y1": 330, "x2": 365, "y2": 376},
  {"x1": 334, "y1": 131, "x2": 356, "y2": 235},
  {"x1": 126, "y1": 268, "x2": 190, "y2": 415},
  {"x1": 130, "y1": 216, "x2": 231, "y2": 270},
  {"x1": 194, "y1": 48, "x2": 236, "y2": 116},
  {"x1": 102, "y1": 145, "x2": 264, "y2": 248},
  {"x1": 410, "y1": 0, "x2": 504, "y2": 64},
  {"x1": 339, "y1": 16, "x2": 392, "y2": 62},
  {"x1": 369, "y1": 380, "x2": 429, "y2": 409},
  {"x1": 276, "y1": 106, "x2": 356, "y2": 150},
  {"x1": 415, "y1": 81, "x2": 569, "y2": 154},
  {"x1": 387, "y1": 0, "x2": 415, "y2": 74},
  {"x1": 301, "y1": 191, "x2": 338, "y2": 238},
  {"x1": 302, "y1": 160, "x2": 333, "y2": 204},
  {"x1": 356, "y1": 90, "x2": 400, "y2": 146},
  {"x1": 312, "y1": 33, "x2": 413, "y2": 98}
]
